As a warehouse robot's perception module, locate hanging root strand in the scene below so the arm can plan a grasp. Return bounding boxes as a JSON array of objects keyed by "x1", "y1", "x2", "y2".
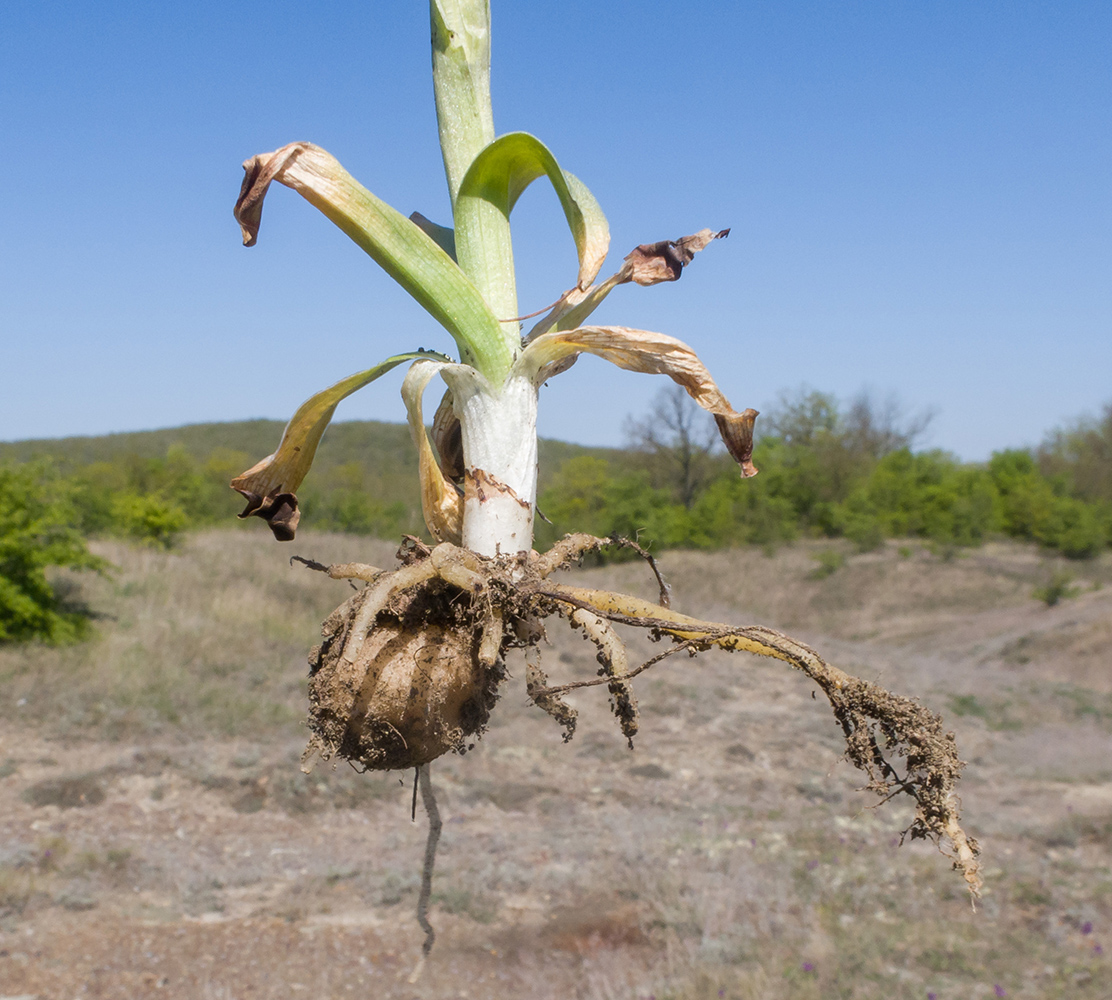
[
  {"x1": 561, "y1": 604, "x2": 639, "y2": 743},
  {"x1": 525, "y1": 647, "x2": 578, "y2": 741},
  {"x1": 408, "y1": 764, "x2": 441, "y2": 983},
  {"x1": 537, "y1": 583, "x2": 982, "y2": 897}
]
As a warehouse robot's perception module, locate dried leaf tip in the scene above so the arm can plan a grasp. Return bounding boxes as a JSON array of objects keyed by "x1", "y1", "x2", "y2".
[
  {"x1": 715, "y1": 408, "x2": 759, "y2": 479},
  {"x1": 235, "y1": 489, "x2": 301, "y2": 541},
  {"x1": 235, "y1": 143, "x2": 308, "y2": 247},
  {"x1": 623, "y1": 228, "x2": 730, "y2": 286}
]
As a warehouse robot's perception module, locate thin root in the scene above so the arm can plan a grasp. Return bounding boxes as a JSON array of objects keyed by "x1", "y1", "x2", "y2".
[
  {"x1": 531, "y1": 639, "x2": 699, "y2": 699},
  {"x1": 533, "y1": 533, "x2": 671, "y2": 607},
  {"x1": 411, "y1": 764, "x2": 441, "y2": 976}
]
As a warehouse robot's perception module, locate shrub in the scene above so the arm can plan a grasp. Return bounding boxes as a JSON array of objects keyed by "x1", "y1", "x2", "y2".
[
  {"x1": 1032, "y1": 570, "x2": 1080, "y2": 607},
  {"x1": 109, "y1": 493, "x2": 188, "y2": 549},
  {"x1": 1037, "y1": 497, "x2": 1108, "y2": 559},
  {"x1": 990, "y1": 449, "x2": 1110, "y2": 557},
  {"x1": 690, "y1": 476, "x2": 798, "y2": 549},
  {"x1": 809, "y1": 550, "x2": 846, "y2": 580},
  {"x1": 0, "y1": 463, "x2": 105, "y2": 643}
]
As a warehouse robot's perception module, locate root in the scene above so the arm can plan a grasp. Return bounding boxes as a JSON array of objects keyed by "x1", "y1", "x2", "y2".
[
  {"x1": 533, "y1": 532, "x2": 671, "y2": 606},
  {"x1": 409, "y1": 763, "x2": 442, "y2": 981},
  {"x1": 539, "y1": 583, "x2": 982, "y2": 896},
  {"x1": 299, "y1": 533, "x2": 981, "y2": 902},
  {"x1": 478, "y1": 603, "x2": 504, "y2": 667},
  {"x1": 525, "y1": 646, "x2": 578, "y2": 741},
  {"x1": 342, "y1": 559, "x2": 440, "y2": 665},
  {"x1": 560, "y1": 604, "x2": 638, "y2": 744},
  {"x1": 291, "y1": 554, "x2": 384, "y2": 583},
  {"x1": 529, "y1": 638, "x2": 699, "y2": 699}
]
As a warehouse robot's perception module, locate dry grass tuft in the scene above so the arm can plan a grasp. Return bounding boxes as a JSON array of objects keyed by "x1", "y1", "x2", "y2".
[{"x1": 0, "y1": 530, "x2": 400, "y2": 740}]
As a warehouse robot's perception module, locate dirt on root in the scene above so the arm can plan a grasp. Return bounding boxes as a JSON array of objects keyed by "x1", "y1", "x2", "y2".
[{"x1": 304, "y1": 581, "x2": 503, "y2": 772}]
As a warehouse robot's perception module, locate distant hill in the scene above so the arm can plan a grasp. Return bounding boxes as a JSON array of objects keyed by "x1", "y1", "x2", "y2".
[
  {"x1": 0, "y1": 420, "x2": 293, "y2": 469},
  {"x1": 0, "y1": 417, "x2": 625, "y2": 510}
]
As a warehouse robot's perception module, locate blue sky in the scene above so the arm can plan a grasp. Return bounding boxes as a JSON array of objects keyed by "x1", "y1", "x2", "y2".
[{"x1": 1, "y1": 1, "x2": 1109, "y2": 460}]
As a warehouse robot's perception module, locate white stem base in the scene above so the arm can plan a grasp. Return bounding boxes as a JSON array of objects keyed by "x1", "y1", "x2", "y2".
[{"x1": 449, "y1": 374, "x2": 538, "y2": 556}]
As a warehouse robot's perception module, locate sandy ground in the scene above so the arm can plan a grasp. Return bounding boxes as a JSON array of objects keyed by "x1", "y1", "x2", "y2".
[{"x1": 1, "y1": 533, "x2": 1111, "y2": 999}]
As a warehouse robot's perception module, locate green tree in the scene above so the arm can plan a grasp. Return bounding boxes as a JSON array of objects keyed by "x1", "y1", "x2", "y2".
[
  {"x1": 109, "y1": 493, "x2": 188, "y2": 549},
  {"x1": 756, "y1": 388, "x2": 932, "y2": 534},
  {"x1": 988, "y1": 449, "x2": 1109, "y2": 558},
  {"x1": 1038, "y1": 401, "x2": 1112, "y2": 504},
  {"x1": 836, "y1": 449, "x2": 998, "y2": 550},
  {"x1": 0, "y1": 464, "x2": 105, "y2": 643},
  {"x1": 537, "y1": 456, "x2": 693, "y2": 552}
]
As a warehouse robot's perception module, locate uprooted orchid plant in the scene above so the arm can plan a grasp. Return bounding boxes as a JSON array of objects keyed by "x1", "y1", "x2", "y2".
[{"x1": 231, "y1": 0, "x2": 980, "y2": 959}]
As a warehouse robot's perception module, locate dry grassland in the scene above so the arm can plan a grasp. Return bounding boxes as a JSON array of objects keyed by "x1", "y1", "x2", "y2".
[{"x1": 1, "y1": 530, "x2": 1111, "y2": 999}]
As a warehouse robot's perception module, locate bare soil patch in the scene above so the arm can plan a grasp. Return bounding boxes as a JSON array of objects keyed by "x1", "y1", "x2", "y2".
[{"x1": 1, "y1": 531, "x2": 1110, "y2": 998}]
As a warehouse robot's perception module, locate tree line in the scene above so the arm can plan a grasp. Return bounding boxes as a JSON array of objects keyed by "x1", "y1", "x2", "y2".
[
  {"x1": 2, "y1": 393, "x2": 1110, "y2": 642},
  {"x1": 536, "y1": 388, "x2": 1112, "y2": 560}
]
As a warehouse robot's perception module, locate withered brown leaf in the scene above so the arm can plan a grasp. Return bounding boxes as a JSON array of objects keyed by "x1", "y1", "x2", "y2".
[
  {"x1": 236, "y1": 490, "x2": 301, "y2": 541},
  {"x1": 622, "y1": 228, "x2": 730, "y2": 286}
]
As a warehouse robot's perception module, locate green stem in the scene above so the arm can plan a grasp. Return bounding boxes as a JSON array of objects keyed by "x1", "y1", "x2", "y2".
[
  {"x1": 429, "y1": 0, "x2": 494, "y2": 206},
  {"x1": 430, "y1": 0, "x2": 519, "y2": 380}
]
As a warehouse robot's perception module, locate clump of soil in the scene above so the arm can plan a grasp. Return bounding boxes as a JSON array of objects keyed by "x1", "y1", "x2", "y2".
[{"x1": 303, "y1": 582, "x2": 504, "y2": 772}]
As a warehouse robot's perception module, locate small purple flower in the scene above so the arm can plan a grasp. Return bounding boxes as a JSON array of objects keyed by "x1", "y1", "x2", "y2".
[
  {"x1": 806, "y1": 859, "x2": 819, "y2": 870},
  {"x1": 994, "y1": 986, "x2": 1006, "y2": 997},
  {"x1": 801, "y1": 962, "x2": 814, "y2": 973},
  {"x1": 718, "y1": 991, "x2": 725, "y2": 999},
  {"x1": 1094, "y1": 943, "x2": 1103, "y2": 955},
  {"x1": 927, "y1": 993, "x2": 937, "y2": 1000},
  {"x1": 1082, "y1": 921, "x2": 1093, "y2": 935}
]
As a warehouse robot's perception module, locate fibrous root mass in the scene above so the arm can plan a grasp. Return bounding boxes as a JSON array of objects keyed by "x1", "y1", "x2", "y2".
[{"x1": 297, "y1": 533, "x2": 981, "y2": 896}]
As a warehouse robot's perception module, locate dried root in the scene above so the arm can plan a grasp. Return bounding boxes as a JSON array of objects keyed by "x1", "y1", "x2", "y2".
[
  {"x1": 525, "y1": 646, "x2": 577, "y2": 741},
  {"x1": 560, "y1": 603, "x2": 638, "y2": 745},
  {"x1": 295, "y1": 532, "x2": 981, "y2": 898},
  {"x1": 536, "y1": 582, "x2": 982, "y2": 895}
]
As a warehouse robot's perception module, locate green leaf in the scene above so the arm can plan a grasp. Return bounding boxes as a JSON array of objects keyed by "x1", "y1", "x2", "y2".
[
  {"x1": 231, "y1": 350, "x2": 454, "y2": 539},
  {"x1": 236, "y1": 143, "x2": 511, "y2": 378},
  {"x1": 455, "y1": 132, "x2": 611, "y2": 296}
]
